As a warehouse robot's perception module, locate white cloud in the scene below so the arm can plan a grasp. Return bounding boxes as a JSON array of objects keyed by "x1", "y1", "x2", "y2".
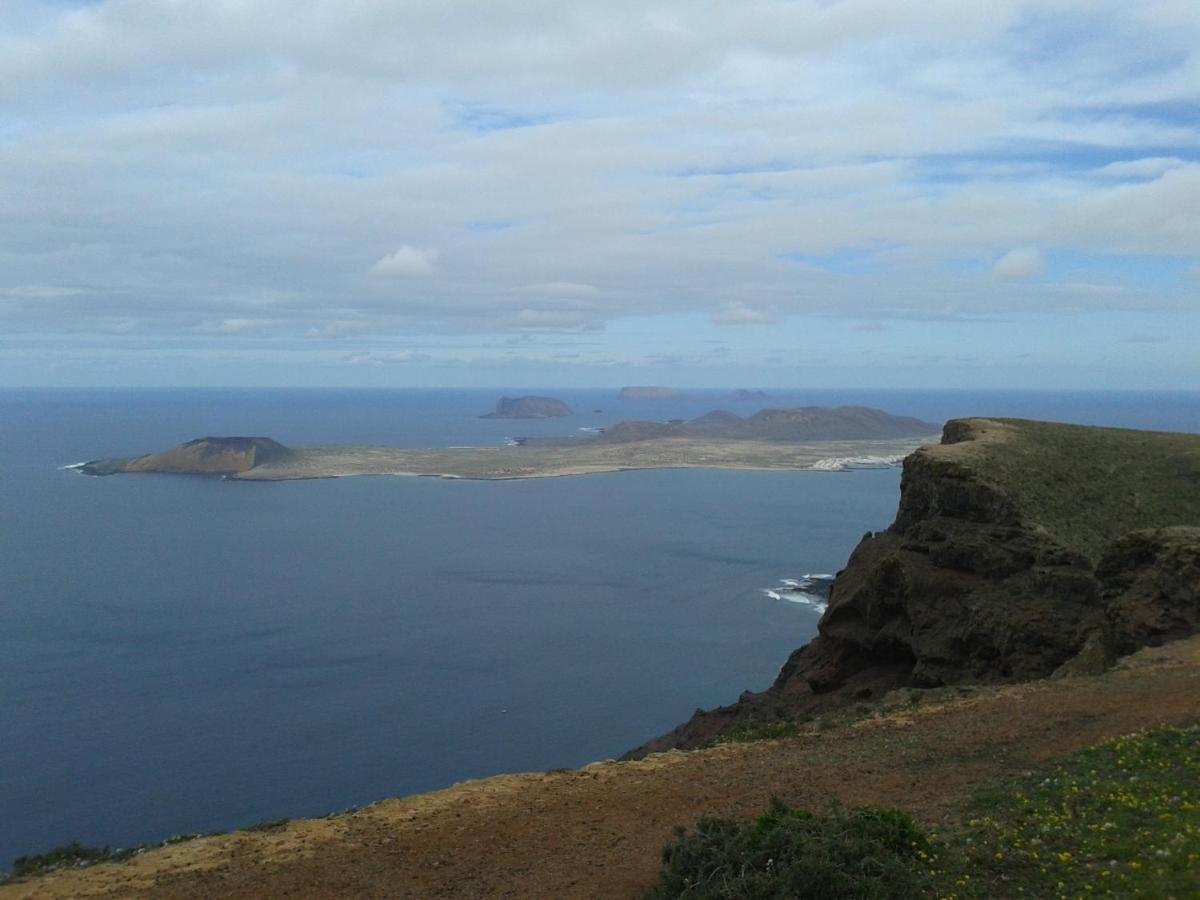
[
  {"x1": 216, "y1": 318, "x2": 268, "y2": 334},
  {"x1": 1092, "y1": 157, "x2": 1187, "y2": 180},
  {"x1": 512, "y1": 308, "x2": 593, "y2": 328},
  {"x1": 342, "y1": 350, "x2": 433, "y2": 365},
  {"x1": 711, "y1": 301, "x2": 775, "y2": 325},
  {"x1": 370, "y1": 245, "x2": 438, "y2": 277},
  {"x1": 524, "y1": 281, "x2": 601, "y2": 297},
  {"x1": 992, "y1": 247, "x2": 1046, "y2": 281},
  {"x1": 1, "y1": 0, "x2": 1199, "y2": 368},
  {"x1": 1, "y1": 285, "x2": 85, "y2": 299}
]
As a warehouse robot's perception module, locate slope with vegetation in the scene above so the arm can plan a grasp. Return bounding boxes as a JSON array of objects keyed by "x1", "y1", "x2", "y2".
[{"x1": 3, "y1": 637, "x2": 1197, "y2": 898}]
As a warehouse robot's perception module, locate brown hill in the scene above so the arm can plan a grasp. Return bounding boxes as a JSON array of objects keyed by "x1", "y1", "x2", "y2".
[
  {"x1": 588, "y1": 405, "x2": 937, "y2": 444},
  {"x1": 594, "y1": 420, "x2": 691, "y2": 443},
  {"x1": 80, "y1": 437, "x2": 292, "y2": 476},
  {"x1": 736, "y1": 405, "x2": 935, "y2": 441}
]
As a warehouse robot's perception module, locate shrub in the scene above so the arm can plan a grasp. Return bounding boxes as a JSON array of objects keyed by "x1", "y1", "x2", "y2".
[
  {"x1": 644, "y1": 799, "x2": 935, "y2": 899},
  {"x1": 11, "y1": 842, "x2": 116, "y2": 878},
  {"x1": 711, "y1": 721, "x2": 800, "y2": 745}
]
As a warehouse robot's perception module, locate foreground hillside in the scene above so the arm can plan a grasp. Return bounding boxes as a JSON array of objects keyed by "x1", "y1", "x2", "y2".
[
  {"x1": 4, "y1": 638, "x2": 1197, "y2": 899},
  {"x1": 634, "y1": 417, "x2": 1200, "y2": 755}
]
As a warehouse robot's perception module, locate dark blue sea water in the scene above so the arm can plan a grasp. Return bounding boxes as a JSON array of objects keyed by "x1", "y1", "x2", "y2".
[{"x1": 1, "y1": 388, "x2": 1197, "y2": 866}]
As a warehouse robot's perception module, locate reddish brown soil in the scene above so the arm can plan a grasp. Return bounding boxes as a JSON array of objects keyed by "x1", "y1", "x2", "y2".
[{"x1": 5, "y1": 637, "x2": 1199, "y2": 900}]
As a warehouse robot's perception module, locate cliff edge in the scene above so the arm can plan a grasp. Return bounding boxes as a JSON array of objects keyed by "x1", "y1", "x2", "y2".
[{"x1": 629, "y1": 417, "x2": 1200, "y2": 756}]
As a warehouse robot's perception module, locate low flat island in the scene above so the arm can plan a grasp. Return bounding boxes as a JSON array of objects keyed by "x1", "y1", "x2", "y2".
[{"x1": 78, "y1": 405, "x2": 940, "y2": 481}]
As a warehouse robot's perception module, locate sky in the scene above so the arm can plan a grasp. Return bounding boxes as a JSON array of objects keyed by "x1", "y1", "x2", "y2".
[{"x1": 1, "y1": 0, "x2": 1198, "y2": 389}]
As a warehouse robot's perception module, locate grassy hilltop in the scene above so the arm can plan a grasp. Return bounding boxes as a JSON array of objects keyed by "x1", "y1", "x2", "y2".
[{"x1": 934, "y1": 418, "x2": 1200, "y2": 561}]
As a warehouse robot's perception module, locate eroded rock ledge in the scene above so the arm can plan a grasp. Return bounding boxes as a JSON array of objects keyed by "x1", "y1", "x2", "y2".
[{"x1": 627, "y1": 417, "x2": 1200, "y2": 756}]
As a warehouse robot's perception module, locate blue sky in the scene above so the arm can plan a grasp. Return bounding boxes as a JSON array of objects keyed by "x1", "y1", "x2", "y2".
[{"x1": 1, "y1": 0, "x2": 1198, "y2": 388}]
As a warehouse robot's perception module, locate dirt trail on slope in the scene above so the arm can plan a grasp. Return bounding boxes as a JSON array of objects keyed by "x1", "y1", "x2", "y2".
[{"x1": 6, "y1": 637, "x2": 1200, "y2": 900}]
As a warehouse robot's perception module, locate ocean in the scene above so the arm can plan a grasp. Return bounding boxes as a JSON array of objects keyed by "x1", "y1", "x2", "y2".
[{"x1": 1, "y1": 387, "x2": 1197, "y2": 866}]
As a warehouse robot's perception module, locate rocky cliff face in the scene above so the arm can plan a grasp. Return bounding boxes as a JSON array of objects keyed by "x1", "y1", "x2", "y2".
[
  {"x1": 628, "y1": 418, "x2": 1200, "y2": 756},
  {"x1": 81, "y1": 437, "x2": 292, "y2": 476}
]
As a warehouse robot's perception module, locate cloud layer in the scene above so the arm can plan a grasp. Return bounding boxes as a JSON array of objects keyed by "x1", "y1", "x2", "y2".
[
  {"x1": 993, "y1": 248, "x2": 1047, "y2": 281},
  {"x1": 371, "y1": 245, "x2": 439, "y2": 277},
  {"x1": 0, "y1": 1, "x2": 1198, "y2": 384}
]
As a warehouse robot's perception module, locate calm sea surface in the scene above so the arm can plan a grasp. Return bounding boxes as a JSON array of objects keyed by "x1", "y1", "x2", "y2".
[{"x1": 1, "y1": 388, "x2": 1197, "y2": 864}]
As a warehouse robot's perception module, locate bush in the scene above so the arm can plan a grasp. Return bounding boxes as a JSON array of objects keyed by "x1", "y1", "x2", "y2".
[
  {"x1": 644, "y1": 799, "x2": 935, "y2": 899},
  {"x1": 11, "y1": 842, "x2": 116, "y2": 878},
  {"x1": 711, "y1": 721, "x2": 801, "y2": 745}
]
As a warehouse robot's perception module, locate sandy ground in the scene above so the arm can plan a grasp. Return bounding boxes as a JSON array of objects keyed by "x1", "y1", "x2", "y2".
[
  {"x1": 5, "y1": 636, "x2": 1199, "y2": 899},
  {"x1": 234, "y1": 436, "x2": 934, "y2": 481}
]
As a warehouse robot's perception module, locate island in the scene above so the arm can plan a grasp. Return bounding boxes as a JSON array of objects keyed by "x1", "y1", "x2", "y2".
[
  {"x1": 727, "y1": 388, "x2": 769, "y2": 401},
  {"x1": 77, "y1": 405, "x2": 939, "y2": 481},
  {"x1": 617, "y1": 386, "x2": 683, "y2": 400},
  {"x1": 479, "y1": 396, "x2": 572, "y2": 419},
  {"x1": 617, "y1": 386, "x2": 770, "y2": 401}
]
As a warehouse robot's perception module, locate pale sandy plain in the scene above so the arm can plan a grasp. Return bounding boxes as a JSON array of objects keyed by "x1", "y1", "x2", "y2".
[{"x1": 233, "y1": 436, "x2": 936, "y2": 480}]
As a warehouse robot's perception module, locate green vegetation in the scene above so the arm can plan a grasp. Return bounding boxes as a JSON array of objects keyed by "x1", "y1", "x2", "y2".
[
  {"x1": 710, "y1": 721, "x2": 802, "y2": 745},
  {"x1": 0, "y1": 831, "x2": 220, "y2": 883},
  {"x1": 947, "y1": 723, "x2": 1199, "y2": 898},
  {"x1": 648, "y1": 724, "x2": 1199, "y2": 898},
  {"x1": 643, "y1": 801, "x2": 935, "y2": 899},
  {"x1": 237, "y1": 818, "x2": 290, "y2": 833},
  {"x1": 9, "y1": 843, "x2": 130, "y2": 878},
  {"x1": 968, "y1": 420, "x2": 1200, "y2": 561}
]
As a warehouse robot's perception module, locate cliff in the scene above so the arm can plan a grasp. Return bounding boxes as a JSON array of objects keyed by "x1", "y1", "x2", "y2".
[
  {"x1": 480, "y1": 396, "x2": 572, "y2": 419},
  {"x1": 628, "y1": 418, "x2": 1200, "y2": 756},
  {"x1": 80, "y1": 437, "x2": 293, "y2": 476}
]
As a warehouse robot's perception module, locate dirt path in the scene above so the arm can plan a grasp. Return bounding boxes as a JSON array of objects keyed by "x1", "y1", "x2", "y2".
[{"x1": 6, "y1": 637, "x2": 1199, "y2": 899}]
